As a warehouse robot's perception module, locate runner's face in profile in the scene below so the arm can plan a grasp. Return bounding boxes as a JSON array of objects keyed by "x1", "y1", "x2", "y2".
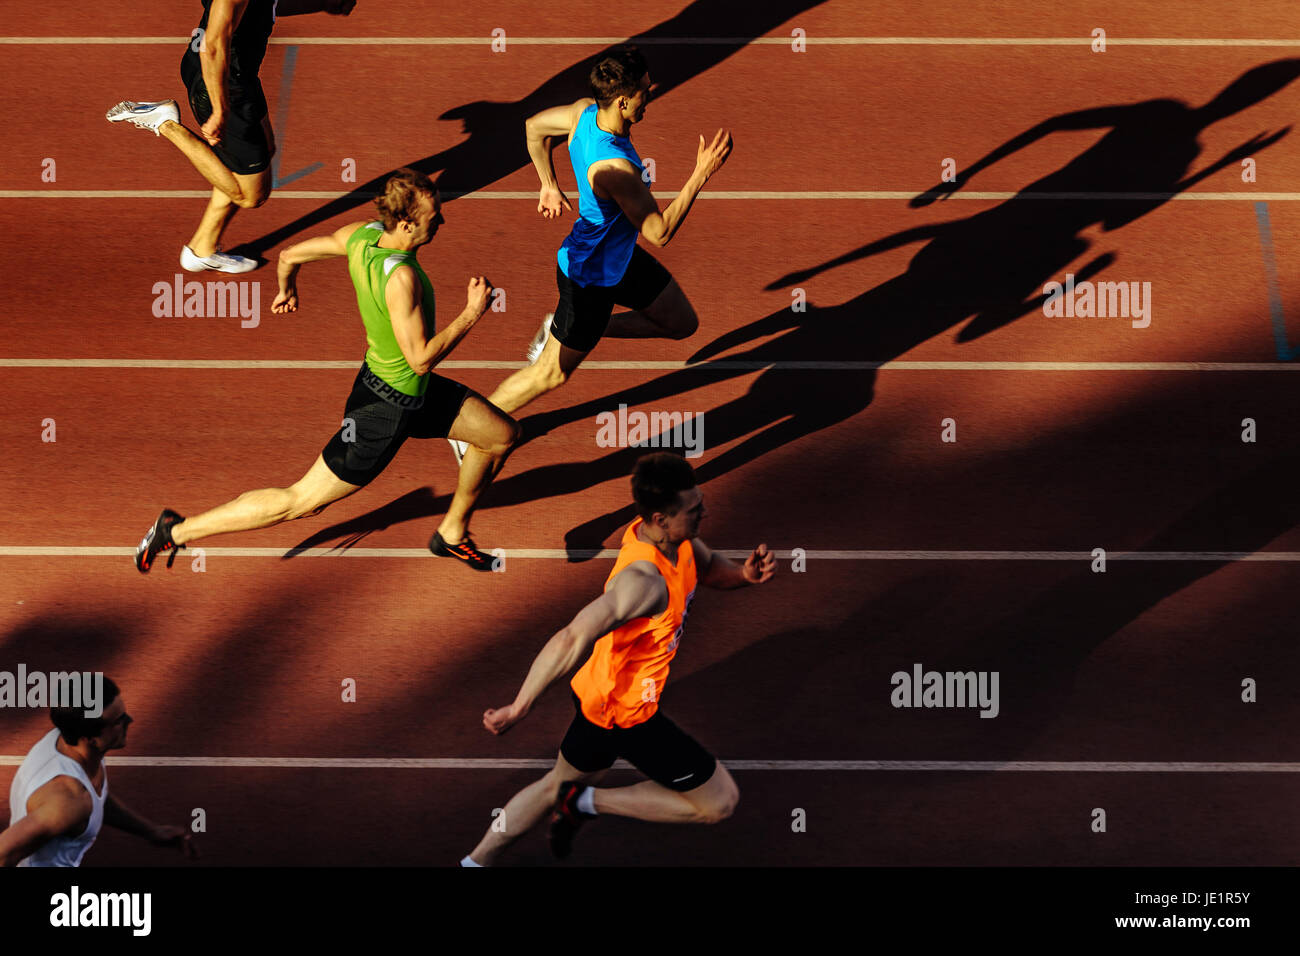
[
  {"x1": 661, "y1": 486, "x2": 705, "y2": 543},
  {"x1": 93, "y1": 696, "x2": 131, "y2": 752},
  {"x1": 627, "y1": 73, "x2": 653, "y2": 123},
  {"x1": 408, "y1": 192, "x2": 444, "y2": 247}
]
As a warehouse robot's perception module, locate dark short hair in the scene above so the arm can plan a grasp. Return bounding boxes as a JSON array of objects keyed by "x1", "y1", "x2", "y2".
[
  {"x1": 375, "y1": 168, "x2": 437, "y2": 231},
  {"x1": 51, "y1": 677, "x2": 121, "y2": 746},
  {"x1": 590, "y1": 46, "x2": 649, "y2": 108},
  {"x1": 631, "y1": 453, "x2": 696, "y2": 520}
]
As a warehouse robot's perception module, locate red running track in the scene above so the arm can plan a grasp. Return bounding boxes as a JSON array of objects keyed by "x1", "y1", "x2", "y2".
[{"x1": 1, "y1": 0, "x2": 1299, "y2": 865}]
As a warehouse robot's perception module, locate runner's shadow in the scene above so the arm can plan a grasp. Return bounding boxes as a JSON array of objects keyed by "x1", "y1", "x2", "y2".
[
  {"x1": 242, "y1": 0, "x2": 828, "y2": 255},
  {"x1": 668, "y1": 444, "x2": 1300, "y2": 763},
  {"x1": 282, "y1": 486, "x2": 437, "y2": 557},
  {"x1": 286, "y1": 59, "x2": 1300, "y2": 554},
  {"x1": 509, "y1": 58, "x2": 1300, "y2": 554}
]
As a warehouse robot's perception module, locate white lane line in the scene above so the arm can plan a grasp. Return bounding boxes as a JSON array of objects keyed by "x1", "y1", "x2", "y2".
[
  {"x1": 5, "y1": 189, "x2": 1300, "y2": 201},
  {"x1": 0, "y1": 756, "x2": 1294, "y2": 771},
  {"x1": 5, "y1": 36, "x2": 1300, "y2": 47},
  {"x1": 1, "y1": 548, "x2": 1298, "y2": 561},
  {"x1": 2, "y1": 360, "x2": 1297, "y2": 372}
]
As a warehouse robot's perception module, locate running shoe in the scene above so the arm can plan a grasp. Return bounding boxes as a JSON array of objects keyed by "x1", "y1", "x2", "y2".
[
  {"x1": 548, "y1": 782, "x2": 595, "y2": 859},
  {"x1": 525, "y1": 313, "x2": 555, "y2": 364},
  {"x1": 180, "y1": 245, "x2": 258, "y2": 274},
  {"x1": 429, "y1": 531, "x2": 495, "y2": 571},
  {"x1": 135, "y1": 509, "x2": 185, "y2": 573},
  {"x1": 105, "y1": 100, "x2": 180, "y2": 136},
  {"x1": 447, "y1": 439, "x2": 469, "y2": 466}
]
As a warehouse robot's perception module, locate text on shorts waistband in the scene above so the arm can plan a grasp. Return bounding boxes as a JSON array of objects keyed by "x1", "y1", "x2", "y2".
[{"x1": 360, "y1": 363, "x2": 425, "y2": 409}]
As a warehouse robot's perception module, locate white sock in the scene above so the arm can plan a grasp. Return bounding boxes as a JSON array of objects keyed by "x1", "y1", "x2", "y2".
[
  {"x1": 460, "y1": 854, "x2": 482, "y2": 867},
  {"x1": 576, "y1": 786, "x2": 598, "y2": 816}
]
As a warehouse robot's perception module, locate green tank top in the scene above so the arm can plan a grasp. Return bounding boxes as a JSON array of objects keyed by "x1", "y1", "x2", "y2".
[{"x1": 346, "y1": 221, "x2": 435, "y2": 397}]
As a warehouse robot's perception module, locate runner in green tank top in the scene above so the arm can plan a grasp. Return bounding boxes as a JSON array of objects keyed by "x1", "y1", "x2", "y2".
[{"x1": 132, "y1": 169, "x2": 519, "y2": 574}]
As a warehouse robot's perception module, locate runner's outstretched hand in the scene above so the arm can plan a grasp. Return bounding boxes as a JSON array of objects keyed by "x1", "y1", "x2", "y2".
[
  {"x1": 483, "y1": 702, "x2": 527, "y2": 736},
  {"x1": 149, "y1": 824, "x2": 200, "y2": 860},
  {"x1": 742, "y1": 543, "x2": 777, "y2": 584},
  {"x1": 694, "y1": 129, "x2": 734, "y2": 181},
  {"x1": 466, "y1": 276, "x2": 493, "y2": 317}
]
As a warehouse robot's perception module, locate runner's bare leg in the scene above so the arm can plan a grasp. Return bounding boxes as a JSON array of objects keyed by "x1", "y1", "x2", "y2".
[
  {"x1": 170, "y1": 455, "x2": 360, "y2": 546},
  {"x1": 437, "y1": 394, "x2": 520, "y2": 543}
]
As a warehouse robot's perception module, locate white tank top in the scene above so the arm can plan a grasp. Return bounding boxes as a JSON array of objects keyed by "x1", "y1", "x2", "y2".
[{"x1": 8, "y1": 728, "x2": 108, "y2": 867}]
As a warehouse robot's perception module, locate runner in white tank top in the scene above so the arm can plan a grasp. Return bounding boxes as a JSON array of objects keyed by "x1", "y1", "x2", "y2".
[
  {"x1": 8, "y1": 728, "x2": 107, "y2": 866},
  {"x1": 0, "y1": 680, "x2": 198, "y2": 866}
]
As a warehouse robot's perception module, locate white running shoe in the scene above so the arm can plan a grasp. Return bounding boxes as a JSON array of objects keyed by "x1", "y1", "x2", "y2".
[
  {"x1": 526, "y1": 313, "x2": 555, "y2": 364},
  {"x1": 180, "y1": 245, "x2": 258, "y2": 274},
  {"x1": 106, "y1": 100, "x2": 180, "y2": 136},
  {"x1": 447, "y1": 439, "x2": 469, "y2": 466}
]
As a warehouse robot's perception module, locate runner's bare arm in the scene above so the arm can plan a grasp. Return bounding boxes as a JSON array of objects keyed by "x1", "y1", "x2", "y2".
[
  {"x1": 104, "y1": 794, "x2": 200, "y2": 858},
  {"x1": 483, "y1": 562, "x2": 669, "y2": 734},
  {"x1": 0, "y1": 778, "x2": 91, "y2": 867},
  {"x1": 103, "y1": 793, "x2": 156, "y2": 837},
  {"x1": 912, "y1": 105, "x2": 1133, "y2": 206},
  {"x1": 273, "y1": 220, "x2": 370, "y2": 313},
  {"x1": 692, "y1": 538, "x2": 777, "y2": 589},
  {"x1": 592, "y1": 128, "x2": 732, "y2": 247},
  {"x1": 198, "y1": 0, "x2": 250, "y2": 144},
  {"x1": 386, "y1": 269, "x2": 492, "y2": 374},
  {"x1": 525, "y1": 98, "x2": 595, "y2": 218}
]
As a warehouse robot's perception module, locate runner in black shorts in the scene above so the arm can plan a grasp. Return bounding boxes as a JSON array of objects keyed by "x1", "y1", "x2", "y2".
[
  {"x1": 549, "y1": 246, "x2": 674, "y2": 353},
  {"x1": 558, "y1": 691, "x2": 718, "y2": 794},
  {"x1": 320, "y1": 368, "x2": 471, "y2": 487},
  {"x1": 460, "y1": 454, "x2": 777, "y2": 866},
  {"x1": 471, "y1": 48, "x2": 734, "y2": 437},
  {"x1": 106, "y1": 0, "x2": 355, "y2": 274},
  {"x1": 133, "y1": 169, "x2": 519, "y2": 574}
]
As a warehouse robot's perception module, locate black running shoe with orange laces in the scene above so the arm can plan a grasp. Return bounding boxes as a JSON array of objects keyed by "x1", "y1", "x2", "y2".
[
  {"x1": 429, "y1": 531, "x2": 496, "y2": 572},
  {"x1": 135, "y1": 509, "x2": 185, "y2": 573}
]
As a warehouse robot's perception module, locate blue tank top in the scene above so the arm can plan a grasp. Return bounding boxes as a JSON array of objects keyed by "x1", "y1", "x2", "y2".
[{"x1": 557, "y1": 104, "x2": 645, "y2": 287}]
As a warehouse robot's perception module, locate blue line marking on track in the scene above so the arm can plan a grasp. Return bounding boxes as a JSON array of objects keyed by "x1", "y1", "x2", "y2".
[
  {"x1": 1253, "y1": 200, "x2": 1296, "y2": 360},
  {"x1": 271, "y1": 45, "x2": 322, "y2": 188}
]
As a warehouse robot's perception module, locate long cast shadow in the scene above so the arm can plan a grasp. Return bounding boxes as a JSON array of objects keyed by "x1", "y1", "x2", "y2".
[
  {"x1": 522, "y1": 58, "x2": 1300, "y2": 553},
  {"x1": 282, "y1": 59, "x2": 1300, "y2": 556},
  {"x1": 667, "y1": 444, "x2": 1300, "y2": 762},
  {"x1": 243, "y1": 0, "x2": 827, "y2": 255}
]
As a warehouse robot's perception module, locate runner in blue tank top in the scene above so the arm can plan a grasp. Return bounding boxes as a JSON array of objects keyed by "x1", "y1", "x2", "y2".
[{"x1": 475, "y1": 47, "x2": 733, "y2": 426}]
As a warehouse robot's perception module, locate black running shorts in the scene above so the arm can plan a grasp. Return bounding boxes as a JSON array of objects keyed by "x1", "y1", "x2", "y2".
[
  {"x1": 559, "y1": 693, "x2": 718, "y2": 792},
  {"x1": 551, "y1": 246, "x2": 674, "y2": 353},
  {"x1": 320, "y1": 364, "x2": 471, "y2": 487},
  {"x1": 180, "y1": 51, "x2": 273, "y2": 176}
]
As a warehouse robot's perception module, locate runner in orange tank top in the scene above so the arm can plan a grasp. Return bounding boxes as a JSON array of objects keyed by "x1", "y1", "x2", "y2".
[{"x1": 460, "y1": 453, "x2": 776, "y2": 866}]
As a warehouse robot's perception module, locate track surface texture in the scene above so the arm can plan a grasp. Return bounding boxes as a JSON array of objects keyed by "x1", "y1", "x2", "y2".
[{"x1": 1, "y1": 0, "x2": 1298, "y2": 867}]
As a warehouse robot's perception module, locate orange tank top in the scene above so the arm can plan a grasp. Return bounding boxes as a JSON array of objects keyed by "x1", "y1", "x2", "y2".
[{"x1": 570, "y1": 518, "x2": 698, "y2": 728}]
